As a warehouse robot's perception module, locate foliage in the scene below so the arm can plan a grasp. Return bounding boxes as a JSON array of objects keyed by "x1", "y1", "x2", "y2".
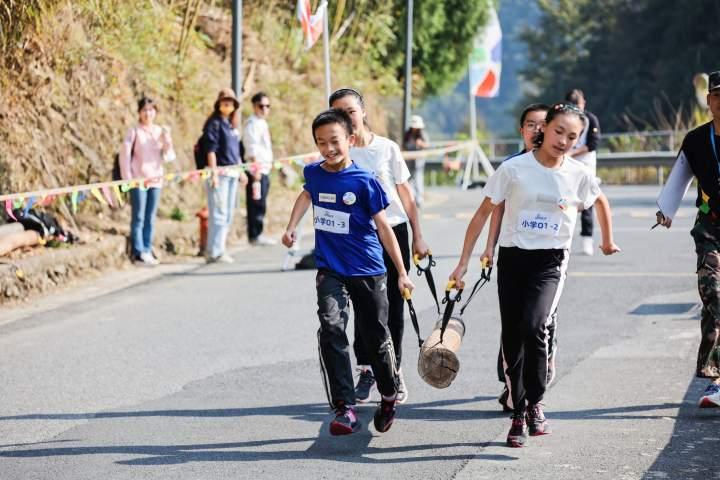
[
  {"x1": 247, "y1": 0, "x2": 491, "y2": 98},
  {"x1": 519, "y1": 0, "x2": 720, "y2": 131}
]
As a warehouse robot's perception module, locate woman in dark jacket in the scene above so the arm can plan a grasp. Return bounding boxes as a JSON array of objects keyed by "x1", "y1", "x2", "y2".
[{"x1": 203, "y1": 88, "x2": 248, "y2": 263}]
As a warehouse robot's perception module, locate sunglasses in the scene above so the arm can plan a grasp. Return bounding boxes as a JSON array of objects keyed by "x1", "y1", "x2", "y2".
[{"x1": 259, "y1": 103, "x2": 271, "y2": 109}]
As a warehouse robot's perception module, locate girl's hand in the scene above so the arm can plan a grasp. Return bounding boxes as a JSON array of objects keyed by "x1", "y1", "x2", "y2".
[
  {"x1": 600, "y1": 242, "x2": 621, "y2": 255},
  {"x1": 412, "y1": 237, "x2": 430, "y2": 260},
  {"x1": 282, "y1": 230, "x2": 296, "y2": 248},
  {"x1": 449, "y1": 262, "x2": 468, "y2": 289},
  {"x1": 239, "y1": 171, "x2": 249, "y2": 187},
  {"x1": 397, "y1": 274, "x2": 415, "y2": 295},
  {"x1": 480, "y1": 246, "x2": 495, "y2": 268}
]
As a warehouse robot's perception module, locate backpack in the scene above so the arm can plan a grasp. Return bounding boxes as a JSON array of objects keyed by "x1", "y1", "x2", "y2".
[
  {"x1": 194, "y1": 134, "x2": 245, "y2": 169},
  {"x1": 194, "y1": 134, "x2": 206, "y2": 170},
  {"x1": 113, "y1": 128, "x2": 137, "y2": 181}
]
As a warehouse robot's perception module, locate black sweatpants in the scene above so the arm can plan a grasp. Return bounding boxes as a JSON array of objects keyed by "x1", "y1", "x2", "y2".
[
  {"x1": 497, "y1": 246, "x2": 568, "y2": 414},
  {"x1": 497, "y1": 309, "x2": 557, "y2": 384},
  {"x1": 246, "y1": 173, "x2": 270, "y2": 241},
  {"x1": 316, "y1": 269, "x2": 398, "y2": 408},
  {"x1": 580, "y1": 206, "x2": 594, "y2": 237},
  {"x1": 353, "y1": 222, "x2": 411, "y2": 368}
]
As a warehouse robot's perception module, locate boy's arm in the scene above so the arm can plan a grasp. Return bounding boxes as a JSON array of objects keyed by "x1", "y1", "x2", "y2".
[
  {"x1": 481, "y1": 201, "x2": 505, "y2": 267},
  {"x1": 450, "y1": 197, "x2": 496, "y2": 288},
  {"x1": 373, "y1": 210, "x2": 415, "y2": 294},
  {"x1": 282, "y1": 191, "x2": 312, "y2": 247},
  {"x1": 396, "y1": 182, "x2": 429, "y2": 259},
  {"x1": 594, "y1": 192, "x2": 621, "y2": 255}
]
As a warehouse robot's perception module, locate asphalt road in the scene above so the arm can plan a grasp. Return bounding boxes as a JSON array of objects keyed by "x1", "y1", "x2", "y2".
[{"x1": 1, "y1": 185, "x2": 719, "y2": 479}]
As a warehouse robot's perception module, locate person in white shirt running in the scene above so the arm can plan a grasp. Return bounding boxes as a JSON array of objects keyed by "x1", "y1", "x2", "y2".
[
  {"x1": 329, "y1": 88, "x2": 430, "y2": 405},
  {"x1": 450, "y1": 103, "x2": 620, "y2": 448}
]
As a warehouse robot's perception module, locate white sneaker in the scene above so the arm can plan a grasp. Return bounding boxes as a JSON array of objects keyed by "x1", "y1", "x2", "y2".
[
  {"x1": 139, "y1": 252, "x2": 159, "y2": 266},
  {"x1": 252, "y1": 235, "x2": 277, "y2": 246},
  {"x1": 699, "y1": 383, "x2": 720, "y2": 408},
  {"x1": 396, "y1": 368, "x2": 409, "y2": 404},
  {"x1": 206, "y1": 254, "x2": 234, "y2": 264},
  {"x1": 580, "y1": 237, "x2": 594, "y2": 256}
]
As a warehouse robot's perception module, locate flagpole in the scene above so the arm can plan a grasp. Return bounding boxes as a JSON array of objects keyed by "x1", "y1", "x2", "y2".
[
  {"x1": 232, "y1": 0, "x2": 242, "y2": 99},
  {"x1": 322, "y1": 0, "x2": 331, "y2": 101},
  {"x1": 402, "y1": 0, "x2": 414, "y2": 134},
  {"x1": 468, "y1": 54, "x2": 478, "y2": 144}
]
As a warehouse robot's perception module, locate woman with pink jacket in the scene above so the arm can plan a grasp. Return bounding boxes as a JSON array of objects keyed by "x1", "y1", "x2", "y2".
[{"x1": 119, "y1": 97, "x2": 175, "y2": 265}]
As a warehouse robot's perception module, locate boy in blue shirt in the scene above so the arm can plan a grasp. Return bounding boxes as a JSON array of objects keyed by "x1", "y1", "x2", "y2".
[{"x1": 282, "y1": 109, "x2": 415, "y2": 436}]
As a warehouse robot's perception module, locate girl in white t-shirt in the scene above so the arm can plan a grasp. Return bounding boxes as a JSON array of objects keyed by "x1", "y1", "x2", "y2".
[
  {"x1": 450, "y1": 103, "x2": 620, "y2": 448},
  {"x1": 329, "y1": 88, "x2": 430, "y2": 405}
]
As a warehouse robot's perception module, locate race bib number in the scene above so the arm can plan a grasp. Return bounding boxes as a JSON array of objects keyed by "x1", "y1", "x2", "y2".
[
  {"x1": 314, "y1": 206, "x2": 350, "y2": 234},
  {"x1": 518, "y1": 210, "x2": 562, "y2": 236}
]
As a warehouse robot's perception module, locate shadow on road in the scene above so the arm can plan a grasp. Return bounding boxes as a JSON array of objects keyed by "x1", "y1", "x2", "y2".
[
  {"x1": 641, "y1": 377, "x2": 720, "y2": 479},
  {"x1": 0, "y1": 397, "x2": 520, "y2": 466}
]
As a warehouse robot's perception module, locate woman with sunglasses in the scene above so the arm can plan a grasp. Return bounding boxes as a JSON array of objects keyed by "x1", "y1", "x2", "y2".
[
  {"x1": 329, "y1": 88, "x2": 430, "y2": 405},
  {"x1": 450, "y1": 103, "x2": 620, "y2": 448}
]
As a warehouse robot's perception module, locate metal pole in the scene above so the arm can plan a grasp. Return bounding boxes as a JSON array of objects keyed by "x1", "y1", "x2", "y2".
[
  {"x1": 402, "y1": 0, "x2": 413, "y2": 135},
  {"x1": 232, "y1": 0, "x2": 243, "y2": 125},
  {"x1": 322, "y1": 0, "x2": 331, "y2": 102},
  {"x1": 468, "y1": 55, "x2": 478, "y2": 143},
  {"x1": 232, "y1": 0, "x2": 242, "y2": 95}
]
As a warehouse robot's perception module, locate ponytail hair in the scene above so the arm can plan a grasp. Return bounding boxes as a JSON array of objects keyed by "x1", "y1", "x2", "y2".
[{"x1": 532, "y1": 102, "x2": 586, "y2": 149}]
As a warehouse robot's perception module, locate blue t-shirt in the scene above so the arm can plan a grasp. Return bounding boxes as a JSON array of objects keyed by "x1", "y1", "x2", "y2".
[{"x1": 303, "y1": 161, "x2": 389, "y2": 277}]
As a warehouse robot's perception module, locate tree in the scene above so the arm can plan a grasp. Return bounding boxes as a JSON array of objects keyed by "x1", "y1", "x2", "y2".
[{"x1": 519, "y1": 0, "x2": 720, "y2": 131}]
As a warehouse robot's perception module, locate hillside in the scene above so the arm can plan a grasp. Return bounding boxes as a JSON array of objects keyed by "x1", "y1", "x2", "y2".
[{"x1": 0, "y1": 0, "x2": 399, "y2": 212}]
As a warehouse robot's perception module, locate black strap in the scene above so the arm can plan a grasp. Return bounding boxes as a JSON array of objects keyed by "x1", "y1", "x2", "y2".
[
  {"x1": 439, "y1": 286, "x2": 463, "y2": 343},
  {"x1": 415, "y1": 253, "x2": 441, "y2": 315},
  {"x1": 405, "y1": 297, "x2": 424, "y2": 348},
  {"x1": 459, "y1": 267, "x2": 492, "y2": 315},
  {"x1": 438, "y1": 267, "x2": 493, "y2": 342}
]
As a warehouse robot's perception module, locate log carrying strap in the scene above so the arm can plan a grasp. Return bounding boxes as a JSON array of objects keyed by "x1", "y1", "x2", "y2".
[
  {"x1": 439, "y1": 263, "x2": 493, "y2": 343},
  {"x1": 403, "y1": 288, "x2": 424, "y2": 348},
  {"x1": 413, "y1": 251, "x2": 441, "y2": 315}
]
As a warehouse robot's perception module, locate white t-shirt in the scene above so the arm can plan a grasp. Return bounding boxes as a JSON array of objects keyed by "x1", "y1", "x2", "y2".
[
  {"x1": 350, "y1": 135, "x2": 411, "y2": 226},
  {"x1": 483, "y1": 151, "x2": 601, "y2": 250},
  {"x1": 243, "y1": 114, "x2": 274, "y2": 175}
]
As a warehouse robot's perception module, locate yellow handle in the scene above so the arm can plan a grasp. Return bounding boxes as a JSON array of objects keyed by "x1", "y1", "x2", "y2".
[
  {"x1": 446, "y1": 280, "x2": 456, "y2": 291},
  {"x1": 413, "y1": 249, "x2": 432, "y2": 266},
  {"x1": 402, "y1": 288, "x2": 412, "y2": 300},
  {"x1": 481, "y1": 256, "x2": 490, "y2": 269}
]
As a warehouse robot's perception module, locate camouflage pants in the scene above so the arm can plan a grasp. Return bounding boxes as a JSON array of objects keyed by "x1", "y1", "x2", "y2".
[{"x1": 691, "y1": 215, "x2": 720, "y2": 379}]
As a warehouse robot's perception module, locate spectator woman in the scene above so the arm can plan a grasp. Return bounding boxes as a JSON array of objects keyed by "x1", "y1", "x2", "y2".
[
  {"x1": 119, "y1": 97, "x2": 175, "y2": 266},
  {"x1": 203, "y1": 88, "x2": 248, "y2": 263}
]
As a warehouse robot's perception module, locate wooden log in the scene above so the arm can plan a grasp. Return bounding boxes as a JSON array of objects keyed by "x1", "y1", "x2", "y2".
[
  {"x1": 417, "y1": 316, "x2": 466, "y2": 389},
  {"x1": 0, "y1": 223, "x2": 24, "y2": 238},
  {"x1": 0, "y1": 230, "x2": 41, "y2": 257}
]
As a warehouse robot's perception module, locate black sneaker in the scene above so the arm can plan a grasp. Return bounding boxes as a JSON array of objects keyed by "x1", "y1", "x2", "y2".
[
  {"x1": 506, "y1": 413, "x2": 528, "y2": 448},
  {"x1": 498, "y1": 386, "x2": 512, "y2": 412},
  {"x1": 373, "y1": 397, "x2": 397, "y2": 433},
  {"x1": 329, "y1": 402, "x2": 360, "y2": 436},
  {"x1": 355, "y1": 368, "x2": 375, "y2": 403},
  {"x1": 526, "y1": 403, "x2": 551, "y2": 436}
]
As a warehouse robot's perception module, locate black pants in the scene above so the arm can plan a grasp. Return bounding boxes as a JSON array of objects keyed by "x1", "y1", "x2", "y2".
[
  {"x1": 580, "y1": 206, "x2": 594, "y2": 237},
  {"x1": 246, "y1": 173, "x2": 270, "y2": 241},
  {"x1": 497, "y1": 309, "x2": 557, "y2": 384},
  {"x1": 316, "y1": 269, "x2": 398, "y2": 408},
  {"x1": 354, "y1": 222, "x2": 411, "y2": 368},
  {"x1": 497, "y1": 246, "x2": 568, "y2": 414}
]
